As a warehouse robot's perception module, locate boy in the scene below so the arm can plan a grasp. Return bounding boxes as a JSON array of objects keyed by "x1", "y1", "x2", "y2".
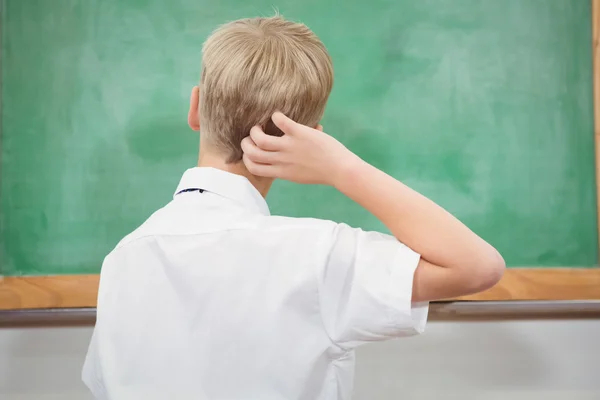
[{"x1": 83, "y1": 16, "x2": 504, "y2": 400}]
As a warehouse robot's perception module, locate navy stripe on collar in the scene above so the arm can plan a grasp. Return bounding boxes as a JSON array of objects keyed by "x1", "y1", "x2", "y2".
[{"x1": 176, "y1": 188, "x2": 204, "y2": 195}]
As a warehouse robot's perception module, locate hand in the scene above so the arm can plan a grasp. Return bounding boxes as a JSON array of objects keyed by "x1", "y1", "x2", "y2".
[{"x1": 241, "y1": 112, "x2": 359, "y2": 186}]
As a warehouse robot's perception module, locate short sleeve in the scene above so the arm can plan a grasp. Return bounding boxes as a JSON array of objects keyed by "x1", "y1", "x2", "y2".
[
  {"x1": 82, "y1": 327, "x2": 108, "y2": 399},
  {"x1": 317, "y1": 223, "x2": 429, "y2": 349}
]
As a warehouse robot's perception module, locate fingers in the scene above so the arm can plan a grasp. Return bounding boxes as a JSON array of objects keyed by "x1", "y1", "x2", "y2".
[
  {"x1": 271, "y1": 112, "x2": 298, "y2": 135},
  {"x1": 241, "y1": 136, "x2": 279, "y2": 165},
  {"x1": 249, "y1": 126, "x2": 282, "y2": 151},
  {"x1": 242, "y1": 154, "x2": 279, "y2": 178}
]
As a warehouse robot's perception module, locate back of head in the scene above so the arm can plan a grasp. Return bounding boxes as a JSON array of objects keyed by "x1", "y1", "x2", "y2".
[{"x1": 200, "y1": 16, "x2": 333, "y2": 162}]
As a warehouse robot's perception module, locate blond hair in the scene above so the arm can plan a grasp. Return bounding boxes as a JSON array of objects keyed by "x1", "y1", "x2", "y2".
[{"x1": 199, "y1": 16, "x2": 334, "y2": 162}]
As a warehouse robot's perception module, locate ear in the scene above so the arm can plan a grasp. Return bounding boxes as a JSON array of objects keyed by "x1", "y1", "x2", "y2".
[
  {"x1": 188, "y1": 86, "x2": 200, "y2": 131},
  {"x1": 316, "y1": 124, "x2": 324, "y2": 132}
]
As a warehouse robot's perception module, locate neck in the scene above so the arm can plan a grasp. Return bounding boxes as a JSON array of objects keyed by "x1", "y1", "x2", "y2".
[{"x1": 197, "y1": 144, "x2": 273, "y2": 198}]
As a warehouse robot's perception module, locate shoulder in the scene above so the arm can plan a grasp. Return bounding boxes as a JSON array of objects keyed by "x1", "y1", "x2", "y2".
[
  {"x1": 257, "y1": 216, "x2": 391, "y2": 257},
  {"x1": 261, "y1": 216, "x2": 389, "y2": 242},
  {"x1": 257, "y1": 215, "x2": 347, "y2": 240},
  {"x1": 262, "y1": 215, "x2": 338, "y2": 229},
  {"x1": 111, "y1": 202, "x2": 176, "y2": 250}
]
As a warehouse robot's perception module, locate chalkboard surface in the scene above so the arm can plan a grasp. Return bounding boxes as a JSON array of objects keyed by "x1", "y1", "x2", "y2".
[{"x1": 1, "y1": 0, "x2": 596, "y2": 276}]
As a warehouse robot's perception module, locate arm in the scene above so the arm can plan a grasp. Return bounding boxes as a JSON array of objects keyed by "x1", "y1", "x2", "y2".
[
  {"x1": 333, "y1": 158, "x2": 505, "y2": 301},
  {"x1": 241, "y1": 112, "x2": 505, "y2": 301}
]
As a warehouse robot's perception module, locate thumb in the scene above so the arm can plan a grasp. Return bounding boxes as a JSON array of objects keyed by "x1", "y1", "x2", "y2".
[{"x1": 271, "y1": 112, "x2": 298, "y2": 136}]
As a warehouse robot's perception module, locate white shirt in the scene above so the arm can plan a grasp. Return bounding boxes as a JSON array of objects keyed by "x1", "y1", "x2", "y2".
[{"x1": 83, "y1": 167, "x2": 428, "y2": 400}]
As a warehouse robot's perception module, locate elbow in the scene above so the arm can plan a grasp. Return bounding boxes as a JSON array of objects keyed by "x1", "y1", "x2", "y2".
[
  {"x1": 476, "y1": 248, "x2": 506, "y2": 292},
  {"x1": 470, "y1": 248, "x2": 506, "y2": 293}
]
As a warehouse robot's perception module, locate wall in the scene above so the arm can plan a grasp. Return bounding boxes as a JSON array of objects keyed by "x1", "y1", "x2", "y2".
[{"x1": 1, "y1": 320, "x2": 599, "y2": 399}]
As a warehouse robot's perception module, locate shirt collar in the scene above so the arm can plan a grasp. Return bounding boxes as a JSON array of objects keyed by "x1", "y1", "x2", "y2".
[{"x1": 174, "y1": 167, "x2": 270, "y2": 216}]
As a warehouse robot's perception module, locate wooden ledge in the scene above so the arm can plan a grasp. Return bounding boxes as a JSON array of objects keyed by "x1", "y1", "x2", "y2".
[
  {"x1": 0, "y1": 275, "x2": 99, "y2": 310},
  {"x1": 457, "y1": 268, "x2": 600, "y2": 301},
  {"x1": 0, "y1": 268, "x2": 599, "y2": 311}
]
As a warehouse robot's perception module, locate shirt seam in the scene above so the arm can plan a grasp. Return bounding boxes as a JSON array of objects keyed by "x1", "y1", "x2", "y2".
[
  {"x1": 113, "y1": 228, "x2": 254, "y2": 250},
  {"x1": 114, "y1": 223, "x2": 334, "y2": 250},
  {"x1": 315, "y1": 225, "x2": 350, "y2": 355}
]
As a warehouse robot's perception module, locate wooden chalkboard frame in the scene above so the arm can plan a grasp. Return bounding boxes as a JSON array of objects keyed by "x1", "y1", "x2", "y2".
[
  {"x1": 0, "y1": 268, "x2": 599, "y2": 310},
  {"x1": 0, "y1": 0, "x2": 599, "y2": 310}
]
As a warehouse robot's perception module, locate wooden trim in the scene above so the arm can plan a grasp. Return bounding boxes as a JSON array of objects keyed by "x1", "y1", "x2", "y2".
[
  {"x1": 455, "y1": 268, "x2": 600, "y2": 300},
  {"x1": 594, "y1": 0, "x2": 600, "y2": 261},
  {"x1": 1, "y1": 269, "x2": 599, "y2": 310},
  {"x1": 0, "y1": 275, "x2": 99, "y2": 310}
]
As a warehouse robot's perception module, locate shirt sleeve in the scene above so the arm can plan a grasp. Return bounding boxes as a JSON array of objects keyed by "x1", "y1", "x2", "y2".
[
  {"x1": 318, "y1": 223, "x2": 429, "y2": 349},
  {"x1": 82, "y1": 327, "x2": 108, "y2": 400}
]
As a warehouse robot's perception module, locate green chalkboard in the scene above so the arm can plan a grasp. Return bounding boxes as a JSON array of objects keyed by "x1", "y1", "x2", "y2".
[{"x1": 1, "y1": 0, "x2": 597, "y2": 276}]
